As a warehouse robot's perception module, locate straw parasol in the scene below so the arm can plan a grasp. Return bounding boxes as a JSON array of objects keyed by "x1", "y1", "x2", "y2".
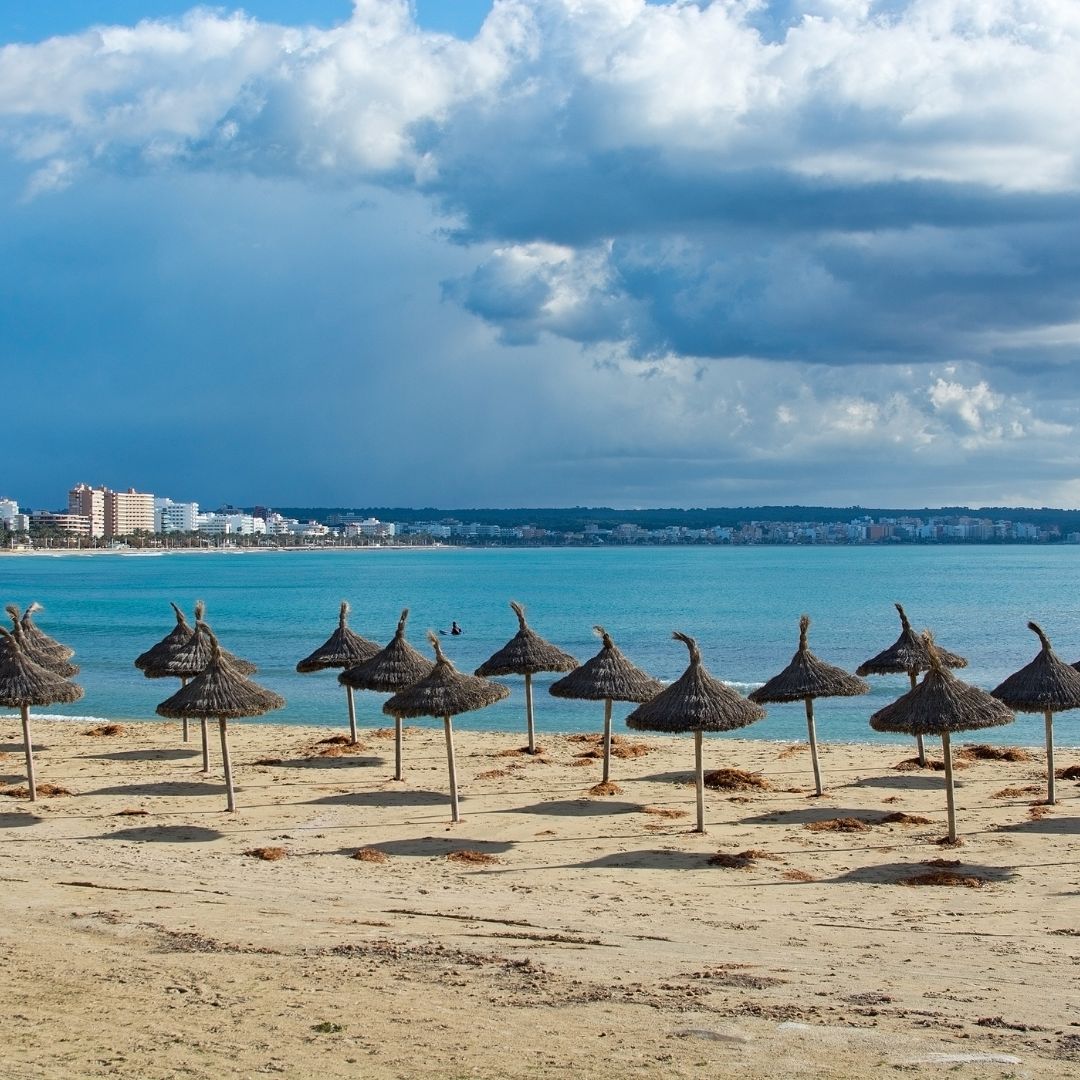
[
  {"x1": 20, "y1": 602, "x2": 75, "y2": 661},
  {"x1": 134, "y1": 602, "x2": 196, "y2": 742},
  {"x1": 549, "y1": 626, "x2": 661, "y2": 783},
  {"x1": 750, "y1": 615, "x2": 869, "y2": 796},
  {"x1": 156, "y1": 630, "x2": 284, "y2": 812},
  {"x1": 339, "y1": 609, "x2": 432, "y2": 781},
  {"x1": 857, "y1": 602, "x2": 967, "y2": 766},
  {"x1": 626, "y1": 632, "x2": 765, "y2": 833},
  {"x1": 871, "y1": 633, "x2": 1013, "y2": 842},
  {"x1": 296, "y1": 601, "x2": 380, "y2": 745},
  {"x1": 0, "y1": 625, "x2": 83, "y2": 802},
  {"x1": 154, "y1": 602, "x2": 257, "y2": 771},
  {"x1": 382, "y1": 632, "x2": 509, "y2": 823},
  {"x1": 6, "y1": 604, "x2": 79, "y2": 678},
  {"x1": 990, "y1": 622, "x2": 1080, "y2": 805},
  {"x1": 476, "y1": 601, "x2": 578, "y2": 754}
]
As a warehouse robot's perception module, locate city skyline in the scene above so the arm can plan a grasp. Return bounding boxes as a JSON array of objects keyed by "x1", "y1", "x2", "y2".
[{"x1": 3, "y1": 1, "x2": 1080, "y2": 509}]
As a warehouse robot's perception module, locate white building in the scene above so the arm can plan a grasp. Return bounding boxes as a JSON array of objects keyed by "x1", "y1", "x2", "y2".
[
  {"x1": 198, "y1": 512, "x2": 266, "y2": 536},
  {"x1": 0, "y1": 498, "x2": 20, "y2": 529},
  {"x1": 155, "y1": 498, "x2": 199, "y2": 533}
]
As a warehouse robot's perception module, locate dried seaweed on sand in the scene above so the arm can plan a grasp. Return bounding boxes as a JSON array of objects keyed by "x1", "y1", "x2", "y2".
[
  {"x1": 703, "y1": 768, "x2": 769, "y2": 791},
  {"x1": 446, "y1": 850, "x2": 500, "y2": 866},
  {"x1": 245, "y1": 847, "x2": 287, "y2": 861},
  {"x1": 84, "y1": 723, "x2": 124, "y2": 737},
  {"x1": 805, "y1": 817, "x2": 872, "y2": 833}
]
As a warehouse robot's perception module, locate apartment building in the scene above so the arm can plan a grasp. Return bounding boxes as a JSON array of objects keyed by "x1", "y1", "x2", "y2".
[
  {"x1": 104, "y1": 488, "x2": 155, "y2": 537},
  {"x1": 154, "y1": 497, "x2": 199, "y2": 533},
  {"x1": 68, "y1": 483, "x2": 106, "y2": 538}
]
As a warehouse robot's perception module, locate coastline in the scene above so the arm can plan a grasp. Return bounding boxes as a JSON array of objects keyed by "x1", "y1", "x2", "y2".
[{"x1": 1, "y1": 719, "x2": 1075, "y2": 1077}]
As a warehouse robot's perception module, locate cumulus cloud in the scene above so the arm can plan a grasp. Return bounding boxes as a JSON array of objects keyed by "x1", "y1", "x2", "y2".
[{"x1": 2, "y1": 0, "x2": 1079, "y2": 506}]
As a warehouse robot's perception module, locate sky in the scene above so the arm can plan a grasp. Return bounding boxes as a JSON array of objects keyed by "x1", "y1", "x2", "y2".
[{"x1": 2, "y1": 0, "x2": 1079, "y2": 510}]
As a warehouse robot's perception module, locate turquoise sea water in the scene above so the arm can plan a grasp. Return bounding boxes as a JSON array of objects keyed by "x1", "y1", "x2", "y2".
[{"x1": 1, "y1": 546, "x2": 1078, "y2": 746}]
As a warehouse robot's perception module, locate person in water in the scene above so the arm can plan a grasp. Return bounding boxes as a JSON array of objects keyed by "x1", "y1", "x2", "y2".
[{"x1": 450, "y1": 621, "x2": 462, "y2": 636}]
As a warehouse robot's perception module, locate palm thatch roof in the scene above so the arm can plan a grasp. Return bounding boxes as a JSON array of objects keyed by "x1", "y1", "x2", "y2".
[
  {"x1": 549, "y1": 626, "x2": 661, "y2": 703},
  {"x1": 856, "y1": 603, "x2": 967, "y2": 676},
  {"x1": 135, "y1": 602, "x2": 194, "y2": 676},
  {"x1": 475, "y1": 601, "x2": 578, "y2": 677},
  {"x1": 870, "y1": 635, "x2": 1013, "y2": 737},
  {"x1": 296, "y1": 601, "x2": 380, "y2": 673},
  {"x1": 6, "y1": 605, "x2": 79, "y2": 678},
  {"x1": 626, "y1": 632, "x2": 765, "y2": 734},
  {"x1": 154, "y1": 602, "x2": 256, "y2": 678},
  {"x1": 339, "y1": 609, "x2": 432, "y2": 692},
  {"x1": 750, "y1": 615, "x2": 869, "y2": 704},
  {"x1": 383, "y1": 633, "x2": 509, "y2": 719},
  {"x1": 990, "y1": 622, "x2": 1080, "y2": 714},
  {"x1": 20, "y1": 602, "x2": 75, "y2": 661},
  {"x1": 0, "y1": 626, "x2": 84, "y2": 709},
  {"x1": 156, "y1": 631, "x2": 284, "y2": 720}
]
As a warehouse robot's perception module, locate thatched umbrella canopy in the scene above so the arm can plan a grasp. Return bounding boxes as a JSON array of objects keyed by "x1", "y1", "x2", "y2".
[
  {"x1": 857, "y1": 602, "x2": 967, "y2": 766},
  {"x1": 750, "y1": 615, "x2": 869, "y2": 795},
  {"x1": 339, "y1": 609, "x2": 433, "y2": 780},
  {"x1": 296, "y1": 601, "x2": 380, "y2": 745},
  {"x1": 135, "y1": 602, "x2": 197, "y2": 742},
  {"x1": 627, "y1": 632, "x2": 765, "y2": 833},
  {"x1": 20, "y1": 602, "x2": 75, "y2": 661},
  {"x1": 6, "y1": 605, "x2": 79, "y2": 678},
  {"x1": 383, "y1": 632, "x2": 509, "y2": 823},
  {"x1": 0, "y1": 625, "x2": 83, "y2": 802},
  {"x1": 156, "y1": 631, "x2": 284, "y2": 812},
  {"x1": 154, "y1": 602, "x2": 256, "y2": 771},
  {"x1": 549, "y1": 626, "x2": 661, "y2": 784},
  {"x1": 871, "y1": 634, "x2": 1013, "y2": 842},
  {"x1": 990, "y1": 622, "x2": 1080, "y2": 805},
  {"x1": 476, "y1": 601, "x2": 577, "y2": 754}
]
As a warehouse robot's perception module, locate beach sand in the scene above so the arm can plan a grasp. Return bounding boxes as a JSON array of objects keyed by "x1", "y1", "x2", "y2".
[{"x1": 0, "y1": 718, "x2": 1076, "y2": 1079}]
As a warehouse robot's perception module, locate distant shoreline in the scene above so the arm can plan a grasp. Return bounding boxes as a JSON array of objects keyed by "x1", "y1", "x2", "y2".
[{"x1": 0, "y1": 544, "x2": 444, "y2": 557}]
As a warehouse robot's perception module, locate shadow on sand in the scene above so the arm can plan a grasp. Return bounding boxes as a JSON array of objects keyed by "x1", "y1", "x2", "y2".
[
  {"x1": 261, "y1": 755, "x2": 386, "y2": 771},
  {"x1": 499, "y1": 799, "x2": 642, "y2": 818},
  {"x1": 95, "y1": 824, "x2": 226, "y2": 843},
  {"x1": 85, "y1": 748, "x2": 202, "y2": 763},
  {"x1": 555, "y1": 848, "x2": 711, "y2": 871},
  {"x1": 826, "y1": 860, "x2": 1017, "y2": 886},
  {"x1": 339, "y1": 836, "x2": 515, "y2": 858},
  {"x1": 85, "y1": 781, "x2": 228, "y2": 798},
  {"x1": 0, "y1": 812, "x2": 43, "y2": 828},
  {"x1": 995, "y1": 816, "x2": 1080, "y2": 836},
  {"x1": 738, "y1": 807, "x2": 890, "y2": 826},
  {"x1": 305, "y1": 788, "x2": 451, "y2": 809}
]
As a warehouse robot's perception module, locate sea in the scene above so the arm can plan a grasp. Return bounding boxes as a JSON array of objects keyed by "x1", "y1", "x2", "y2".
[{"x1": 1, "y1": 545, "x2": 1078, "y2": 747}]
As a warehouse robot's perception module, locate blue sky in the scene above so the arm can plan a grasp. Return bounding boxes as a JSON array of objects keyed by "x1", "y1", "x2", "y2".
[
  {"x1": 2, "y1": 1, "x2": 1079, "y2": 510},
  {"x1": 2, "y1": 2, "x2": 494, "y2": 40}
]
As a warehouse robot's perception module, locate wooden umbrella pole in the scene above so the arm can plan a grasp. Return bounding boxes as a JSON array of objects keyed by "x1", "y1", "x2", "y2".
[
  {"x1": 804, "y1": 696, "x2": 823, "y2": 796},
  {"x1": 394, "y1": 716, "x2": 403, "y2": 781},
  {"x1": 524, "y1": 672, "x2": 535, "y2": 754},
  {"x1": 181, "y1": 677, "x2": 189, "y2": 742},
  {"x1": 200, "y1": 718, "x2": 210, "y2": 773},
  {"x1": 942, "y1": 730, "x2": 956, "y2": 843},
  {"x1": 20, "y1": 705, "x2": 37, "y2": 803},
  {"x1": 219, "y1": 717, "x2": 236, "y2": 813},
  {"x1": 602, "y1": 698, "x2": 613, "y2": 783},
  {"x1": 694, "y1": 730, "x2": 705, "y2": 834},
  {"x1": 1045, "y1": 709, "x2": 1056, "y2": 806},
  {"x1": 345, "y1": 684, "x2": 358, "y2": 745},
  {"x1": 444, "y1": 715, "x2": 460, "y2": 824},
  {"x1": 909, "y1": 670, "x2": 926, "y2": 766}
]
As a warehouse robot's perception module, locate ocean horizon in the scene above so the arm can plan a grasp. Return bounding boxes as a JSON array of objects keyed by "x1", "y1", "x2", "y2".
[{"x1": 2, "y1": 545, "x2": 1078, "y2": 747}]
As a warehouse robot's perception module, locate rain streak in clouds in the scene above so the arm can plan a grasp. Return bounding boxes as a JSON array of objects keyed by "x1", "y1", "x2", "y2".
[{"x1": 2, "y1": 0, "x2": 1079, "y2": 508}]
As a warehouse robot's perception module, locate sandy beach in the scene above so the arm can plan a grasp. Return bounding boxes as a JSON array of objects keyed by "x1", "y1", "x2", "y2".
[{"x1": 0, "y1": 719, "x2": 1077, "y2": 1079}]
